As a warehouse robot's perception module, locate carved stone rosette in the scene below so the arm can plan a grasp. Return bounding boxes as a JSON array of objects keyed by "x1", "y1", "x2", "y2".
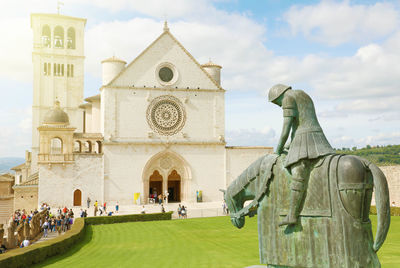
[{"x1": 146, "y1": 95, "x2": 186, "y2": 136}]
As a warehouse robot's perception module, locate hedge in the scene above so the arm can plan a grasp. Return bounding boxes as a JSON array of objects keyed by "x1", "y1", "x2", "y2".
[
  {"x1": 370, "y1": 205, "x2": 400, "y2": 216},
  {"x1": 84, "y1": 211, "x2": 173, "y2": 225},
  {"x1": 0, "y1": 212, "x2": 172, "y2": 268}
]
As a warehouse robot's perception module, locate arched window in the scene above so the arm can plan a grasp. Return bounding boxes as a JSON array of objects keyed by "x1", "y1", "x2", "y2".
[
  {"x1": 84, "y1": 141, "x2": 92, "y2": 153},
  {"x1": 41, "y1": 25, "x2": 51, "y2": 48},
  {"x1": 73, "y1": 189, "x2": 82, "y2": 206},
  {"x1": 67, "y1": 27, "x2": 75, "y2": 49},
  {"x1": 54, "y1": 26, "x2": 64, "y2": 48},
  {"x1": 50, "y1": 137, "x2": 63, "y2": 154},
  {"x1": 74, "y1": 140, "x2": 82, "y2": 153},
  {"x1": 95, "y1": 141, "x2": 102, "y2": 153}
]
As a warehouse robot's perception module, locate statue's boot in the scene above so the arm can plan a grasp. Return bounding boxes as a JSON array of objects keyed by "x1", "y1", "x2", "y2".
[{"x1": 279, "y1": 177, "x2": 305, "y2": 227}]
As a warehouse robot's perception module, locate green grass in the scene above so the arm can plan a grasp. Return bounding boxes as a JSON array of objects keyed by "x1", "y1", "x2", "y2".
[{"x1": 34, "y1": 215, "x2": 399, "y2": 268}]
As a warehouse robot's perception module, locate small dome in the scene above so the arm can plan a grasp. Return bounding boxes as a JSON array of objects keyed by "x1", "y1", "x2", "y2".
[
  {"x1": 201, "y1": 60, "x2": 222, "y2": 69},
  {"x1": 43, "y1": 101, "x2": 69, "y2": 125},
  {"x1": 101, "y1": 56, "x2": 126, "y2": 64}
]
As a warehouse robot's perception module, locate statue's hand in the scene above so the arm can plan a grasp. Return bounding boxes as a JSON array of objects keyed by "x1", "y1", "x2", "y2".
[{"x1": 231, "y1": 216, "x2": 245, "y2": 229}]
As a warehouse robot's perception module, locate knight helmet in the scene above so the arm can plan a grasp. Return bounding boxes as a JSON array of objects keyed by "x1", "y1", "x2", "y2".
[{"x1": 268, "y1": 84, "x2": 291, "y2": 102}]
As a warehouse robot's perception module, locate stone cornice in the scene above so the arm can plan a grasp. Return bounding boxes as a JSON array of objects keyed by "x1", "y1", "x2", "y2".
[
  {"x1": 32, "y1": 52, "x2": 85, "y2": 59},
  {"x1": 103, "y1": 140, "x2": 226, "y2": 146},
  {"x1": 100, "y1": 86, "x2": 226, "y2": 93}
]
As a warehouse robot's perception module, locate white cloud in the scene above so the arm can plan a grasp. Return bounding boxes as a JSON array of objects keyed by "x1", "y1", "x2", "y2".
[
  {"x1": 357, "y1": 132, "x2": 400, "y2": 147},
  {"x1": 284, "y1": 1, "x2": 399, "y2": 46},
  {"x1": 226, "y1": 127, "x2": 276, "y2": 147}
]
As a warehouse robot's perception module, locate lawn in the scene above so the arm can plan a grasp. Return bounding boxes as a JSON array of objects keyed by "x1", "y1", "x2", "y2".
[{"x1": 35, "y1": 215, "x2": 399, "y2": 268}]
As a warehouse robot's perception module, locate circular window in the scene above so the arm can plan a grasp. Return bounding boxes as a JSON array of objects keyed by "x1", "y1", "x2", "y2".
[
  {"x1": 156, "y1": 63, "x2": 178, "y2": 86},
  {"x1": 146, "y1": 95, "x2": 186, "y2": 136},
  {"x1": 159, "y1": 67, "x2": 174, "y2": 82}
]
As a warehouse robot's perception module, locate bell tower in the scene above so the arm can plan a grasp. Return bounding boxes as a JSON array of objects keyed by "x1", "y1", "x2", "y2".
[{"x1": 30, "y1": 13, "x2": 86, "y2": 172}]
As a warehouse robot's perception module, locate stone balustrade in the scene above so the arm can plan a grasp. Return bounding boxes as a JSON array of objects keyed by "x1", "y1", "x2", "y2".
[{"x1": 0, "y1": 209, "x2": 47, "y2": 249}]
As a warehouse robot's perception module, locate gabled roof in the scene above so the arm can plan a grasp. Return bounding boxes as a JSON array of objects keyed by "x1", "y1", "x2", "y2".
[
  {"x1": 0, "y1": 173, "x2": 14, "y2": 182},
  {"x1": 106, "y1": 27, "x2": 222, "y2": 90},
  {"x1": 11, "y1": 163, "x2": 25, "y2": 171}
]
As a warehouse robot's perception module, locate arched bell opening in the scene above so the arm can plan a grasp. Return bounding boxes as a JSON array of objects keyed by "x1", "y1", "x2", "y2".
[{"x1": 50, "y1": 137, "x2": 63, "y2": 154}]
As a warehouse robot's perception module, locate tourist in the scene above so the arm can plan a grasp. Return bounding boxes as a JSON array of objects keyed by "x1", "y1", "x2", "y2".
[
  {"x1": 115, "y1": 202, "x2": 119, "y2": 213},
  {"x1": 0, "y1": 244, "x2": 6, "y2": 254},
  {"x1": 56, "y1": 216, "x2": 62, "y2": 235},
  {"x1": 141, "y1": 206, "x2": 146, "y2": 214},
  {"x1": 21, "y1": 239, "x2": 30, "y2": 248},
  {"x1": 177, "y1": 204, "x2": 182, "y2": 219},
  {"x1": 158, "y1": 194, "x2": 163, "y2": 205},
  {"x1": 391, "y1": 201, "x2": 396, "y2": 207},
  {"x1": 103, "y1": 202, "x2": 107, "y2": 213},
  {"x1": 87, "y1": 197, "x2": 91, "y2": 208},
  {"x1": 164, "y1": 190, "x2": 169, "y2": 204},
  {"x1": 51, "y1": 217, "x2": 56, "y2": 232},
  {"x1": 42, "y1": 220, "x2": 49, "y2": 237},
  {"x1": 108, "y1": 211, "x2": 113, "y2": 216},
  {"x1": 99, "y1": 206, "x2": 104, "y2": 216},
  {"x1": 94, "y1": 200, "x2": 98, "y2": 216},
  {"x1": 181, "y1": 206, "x2": 187, "y2": 219},
  {"x1": 161, "y1": 204, "x2": 165, "y2": 213},
  {"x1": 84, "y1": 210, "x2": 87, "y2": 217}
]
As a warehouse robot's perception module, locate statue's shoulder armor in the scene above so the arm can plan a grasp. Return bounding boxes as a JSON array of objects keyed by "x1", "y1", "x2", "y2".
[{"x1": 282, "y1": 92, "x2": 296, "y2": 109}]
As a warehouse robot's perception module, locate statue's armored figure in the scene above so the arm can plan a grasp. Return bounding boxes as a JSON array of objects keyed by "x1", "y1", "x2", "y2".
[{"x1": 269, "y1": 84, "x2": 335, "y2": 226}]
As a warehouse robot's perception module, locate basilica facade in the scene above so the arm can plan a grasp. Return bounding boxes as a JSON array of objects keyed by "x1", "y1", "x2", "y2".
[{"x1": 11, "y1": 13, "x2": 272, "y2": 210}]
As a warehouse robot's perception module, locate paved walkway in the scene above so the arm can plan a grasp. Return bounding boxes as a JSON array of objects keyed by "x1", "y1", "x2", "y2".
[
  {"x1": 67, "y1": 201, "x2": 228, "y2": 219},
  {"x1": 34, "y1": 229, "x2": 62, "y2": 244}
]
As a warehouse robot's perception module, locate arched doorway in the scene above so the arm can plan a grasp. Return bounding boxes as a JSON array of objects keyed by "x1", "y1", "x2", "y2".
[
  {"x1": 168, "y1": 170, "x2": 181, "y2": 202},
  {"x1": 73, "y1": 189, "x2": 82, "y2": 206},
  {"x1": 149, "y1": 170, "x2": 163, "y2": 201},
  {"x1": 142, "y1": 150, "x2": 192, "y2": 203}
]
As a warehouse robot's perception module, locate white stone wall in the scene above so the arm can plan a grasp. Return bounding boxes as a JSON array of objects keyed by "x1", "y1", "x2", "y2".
[
  {"x1": 102, "y1": 88, "x2": 224, "y2": 143},
  {"x1": 91, "y1": 100, "x2": 101, "y2": 133},
  {"x1": 371, "y1": 165, "x2": 400, "y2": 206},
  {"x1": 110, "y1": 32, "x2": 219, "y2": 90},
  {"x1": 225, "y1": 147, "x2": 274, "y2": 187},
  {"x1": 103, "y1": 144, "x2": 226, "y2": 204},
  {"x1": 38, "y1": 154, "x2": 104, "y2": 208}
]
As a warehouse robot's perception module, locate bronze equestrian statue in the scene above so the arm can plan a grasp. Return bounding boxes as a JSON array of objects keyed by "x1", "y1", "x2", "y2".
[{"x1": 222, "y1": 84, "x2": 390, "y2": 268}]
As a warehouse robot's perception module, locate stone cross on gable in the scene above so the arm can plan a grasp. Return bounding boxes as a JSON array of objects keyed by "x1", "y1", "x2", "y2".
[{"x1": 57, "y1": 1, "x2": 64, "y2": 14}]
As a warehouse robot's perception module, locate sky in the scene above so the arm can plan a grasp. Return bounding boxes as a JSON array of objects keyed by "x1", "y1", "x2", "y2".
[{"x1": 0, "y1": 0, "x2": 399, "y2": 158}]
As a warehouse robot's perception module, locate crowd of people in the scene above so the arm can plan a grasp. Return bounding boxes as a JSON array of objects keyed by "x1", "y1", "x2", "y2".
[
  {"x1": 92, "y1": 200, "x2": 120, "y2": 216},
  {"x1": 41, "y1": 206, "x2": 74, "y2": 239},
  {"x1": 0, "y1": 203, "x2": 76, "y2": 253}
]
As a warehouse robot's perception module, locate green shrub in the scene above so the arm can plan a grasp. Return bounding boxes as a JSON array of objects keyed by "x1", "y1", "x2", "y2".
[
  {"x1": 370, "y1": 205, "x2": 400, "y2": 216},
  {"x1": 0, "y1": 212, "x2": 172, "y2": 268},
  {"x1": 84, "y1": 211, "x2": 172, "y2": 225}
]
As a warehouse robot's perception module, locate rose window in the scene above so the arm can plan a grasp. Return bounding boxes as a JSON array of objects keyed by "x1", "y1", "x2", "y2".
[{"x1": 146, "y1": 95, "x2": 186, "y2": 136}]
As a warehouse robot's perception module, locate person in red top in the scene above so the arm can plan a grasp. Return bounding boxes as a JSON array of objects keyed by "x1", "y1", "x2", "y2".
[
  {"x1": 63, "y1": 207, "x2": 68, "y2": 214},
  {"x1": 103, "y1": 202, "x2": 107, "y2": 213}
]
